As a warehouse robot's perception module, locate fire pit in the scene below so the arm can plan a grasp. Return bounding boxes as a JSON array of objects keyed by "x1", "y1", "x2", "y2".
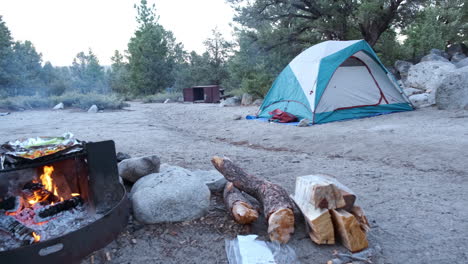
[{"x1": 0, "y1": 138, "x2": 130, "y2": 264}]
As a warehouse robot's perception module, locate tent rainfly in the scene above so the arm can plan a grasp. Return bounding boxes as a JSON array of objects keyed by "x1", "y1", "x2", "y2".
[{"x1": 257, "y1": 40, "x2": 413, "y2": 124}]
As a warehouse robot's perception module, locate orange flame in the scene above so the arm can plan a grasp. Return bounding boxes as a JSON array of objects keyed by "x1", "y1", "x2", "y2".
[
  {"x1": 32, "y1": 232, "x2": 41, "y2": 242},
  {"x1": 71, "y1": 193, "x2": 80, "y2": 197},
  {"x1": 27, "y1": 165, "x2": 61, "y2": 206}
]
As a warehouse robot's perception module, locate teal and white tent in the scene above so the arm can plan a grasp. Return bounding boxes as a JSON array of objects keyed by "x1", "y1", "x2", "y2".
[{"x1": 258, "y1": 40, "x2": 413, "y2": 124}]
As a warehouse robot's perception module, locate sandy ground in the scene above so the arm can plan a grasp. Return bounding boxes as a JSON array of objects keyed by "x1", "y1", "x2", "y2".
[{"x1": 1, "y1": 102, "x2": 467, "y2": 264}]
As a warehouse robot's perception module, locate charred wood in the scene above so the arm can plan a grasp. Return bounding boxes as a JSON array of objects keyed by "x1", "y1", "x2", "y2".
[{"x1": 37, "y1": 196, "x2": 83, "y2": 219}]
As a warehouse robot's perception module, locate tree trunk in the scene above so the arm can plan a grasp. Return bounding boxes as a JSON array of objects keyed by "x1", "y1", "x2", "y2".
[
  {"x1": 211, "y1": 156, "x2": 294, "y2": 243},
  {"x1": 223, "y1": 182, "x2": 259, "y2": 224}
]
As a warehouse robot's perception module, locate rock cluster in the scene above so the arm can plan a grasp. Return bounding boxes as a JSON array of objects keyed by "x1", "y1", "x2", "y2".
[{"x1": 394, "y1": 44, "x2": 468, "y2": 110}]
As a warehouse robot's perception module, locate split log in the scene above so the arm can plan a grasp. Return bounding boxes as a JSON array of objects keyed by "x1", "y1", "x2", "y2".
[
  {"x1": 330, "y1": 209, "x2": 368, "y2": 252},
  {"x1": 350, "y1": 206, "x2": 370, "y2": 233},
  {"x1": 223, "y1": 182, "x2": 259, "y2": 224},
  {"x1": 37, "y1": 196, "x2": 83, "y2": 219},
  {"x1": 211, "y1": 156, "x2": 294, "y2": 243},
  {"x1": 294, "y1": 198, "x2": 335, "y2": 244},
  {"x1": 295, "y1": 175, "x2": 356, "y2": 211}
]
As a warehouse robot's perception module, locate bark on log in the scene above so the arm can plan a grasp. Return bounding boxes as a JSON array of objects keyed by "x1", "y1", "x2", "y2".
[
  {"x1": 223, "y1": 182, "x2": 259, "y2": 224},
  {"x1": 37, "y1": 196, "x2": 83, "y2": 219},
  {"x1": 0, "y1": 215, "x2": 36, "y2": 245},
  {"x1": 211, "y1": 156, "x2": 294, "y2": 243},
  {"x1": 330, "y1": 209, "x2": 368, "y2": 252}
]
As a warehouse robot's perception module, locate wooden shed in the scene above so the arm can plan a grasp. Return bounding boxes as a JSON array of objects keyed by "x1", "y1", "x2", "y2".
[{"x1": 183, "y1": 85, "x2": 222, "y2": 103}]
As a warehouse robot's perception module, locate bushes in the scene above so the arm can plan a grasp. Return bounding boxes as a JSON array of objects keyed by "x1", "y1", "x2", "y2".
[
  {"x1": 141, "y1": 92, "x2": 182, "y2": 103},
  {"x1": 0, "y1": 93, "x2": 129, "y2": 111}
]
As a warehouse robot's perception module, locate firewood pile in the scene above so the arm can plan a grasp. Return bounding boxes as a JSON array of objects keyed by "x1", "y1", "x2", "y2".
[
  {"x1": 211, "y1": 156, "x2": 370, "y2": 253},
  {"x1": 292, "y1": 174, "x2": 370, "y2": 252}
]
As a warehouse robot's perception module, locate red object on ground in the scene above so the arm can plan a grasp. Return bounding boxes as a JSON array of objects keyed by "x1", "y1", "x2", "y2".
[{"x1": 269, "y1": 109, "x2": 298, "y2": 123}]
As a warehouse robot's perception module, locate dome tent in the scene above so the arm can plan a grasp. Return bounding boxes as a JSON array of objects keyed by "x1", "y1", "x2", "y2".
[{"x1": 257, "y1": 40, "x2": 413, "y2": 124}]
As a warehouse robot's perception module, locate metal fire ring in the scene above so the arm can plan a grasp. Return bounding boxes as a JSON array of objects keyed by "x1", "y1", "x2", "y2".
[{"x1": 0, "y1": 183, "x2": 130, "y2": 264}]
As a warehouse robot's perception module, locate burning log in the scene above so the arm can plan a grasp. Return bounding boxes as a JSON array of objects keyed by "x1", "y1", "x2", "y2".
[
  {"x1": 0, "y1": 215, "x2": 36, "y2": 245},
  {"x1": 22, "y1": 182, "x2": 59, "y2": 205},
  {"x1": 0, "y1": 196, "x2": 21, "y2": 212},
  {"x1": 223, "y1": 182, "x2": 259, "y2": 224},
  {"x1": 36, "y1": 196, "x2": 83, "y2": 220},
  {"x1": 211, "y1": 156, "x2": 294, "y2": 243}
]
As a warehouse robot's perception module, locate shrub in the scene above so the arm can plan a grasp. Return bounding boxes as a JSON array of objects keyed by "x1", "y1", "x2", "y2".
[{"x1": 141, "y1": 92, "x2": 182, "y2": 103}]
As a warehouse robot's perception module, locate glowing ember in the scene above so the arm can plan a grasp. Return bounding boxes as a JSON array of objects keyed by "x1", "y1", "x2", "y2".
[
  {"x1": 32, "y1": 232, "x2": 41, "y2": 242},
  {"x1": 71, "y1": 193, "x2": 80, "y2": 197}
]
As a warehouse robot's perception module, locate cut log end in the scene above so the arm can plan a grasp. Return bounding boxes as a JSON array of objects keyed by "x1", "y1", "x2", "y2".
[
  {"x1": 211, "y1": 156, "x2": 225, "y2": 170},
  {"x1": 232, "y1": 201, "x2": 259, "y2": 224},
  {"x1": 330, "y1": 209, "x2": 368, "y2": 252},
  {"x1": 267, "y1": 208, "x2": 295, "y2": 244}
]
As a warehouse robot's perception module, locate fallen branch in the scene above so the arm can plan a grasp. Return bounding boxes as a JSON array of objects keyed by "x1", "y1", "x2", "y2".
[
  {"x1": 223, "y1": 182, "x2": 259, "y2": 224},
  {"x1": 211, "y1": 156, "x2": 294, "y2": 243}
]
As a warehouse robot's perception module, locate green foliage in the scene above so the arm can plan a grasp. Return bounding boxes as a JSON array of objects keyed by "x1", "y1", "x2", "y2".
[
  {"x1": 127, "y1": 0, "x2": 181, "y2": 95},
  {"x1": 403, "y1": 1, "x2": 467, "y2": 59},
  {"x1": 0, "y1": 93, "x2": 128, "y2": 111},
  {"x1": 140, "y1": 92, "x2": 182, "y2": 103},
  {"x1": 70, "y1": 49, "x2": 107, "y2": 93},
  {"x1": 109, "y1": 50, "x2": 130, "y2": 94}
]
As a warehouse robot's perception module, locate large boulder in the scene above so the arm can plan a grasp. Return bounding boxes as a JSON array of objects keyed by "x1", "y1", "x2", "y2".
[
  {"x1": 455, "y1": 57, "x2": 468, "y2": 69},
  {"x1": 409, "y1": 93, "x2": 430, "y2": 108},
  {"x1": 405, "y1": 61, "x2": 457, "y2": 92},
  {"x1": 447, "y1": 43, "x2": 468, "y2": 58},
  {"x1": 130, "y1": 165, "x2": 211, "y2": 224},
  {"x1": 118, "y1": 155, "x2": 160, "y2": 183},
  {"x1": 394, "y1": 60, "x2": 413, "y2": 80},
  {"x1": 220, "y1": 96, "x2": 241, "y2": 107},
  {"x1": 191, "y1": 169, "x2": 227, "y2": 193},
  {"x1": 241, "y1": 93, "x2": 254, "y2": 106},
  {"x1": 429, "y1": 48, "x2": 450, "y2": 59},
  {"x1": 450, "y1": 52, "x2": 467, "y2": 63},
  {"x1": 53, "y1": 102, "x2": 64, "y2": 110},
  {"x1": 87, "y1": 105, "x2": 98, "y2": 113},
  {"x1": 252, "y1": 99, "x2": 263, "y2": 106},
  {"x1": 436, "y1": 70, "x2": 468, "y2": 110},
  {"x1": 403, "y1": 87, "x2": 423, "y2": 97},
  {"x1": 420, "y1": 53, "x2": 450, "y2": 63}
]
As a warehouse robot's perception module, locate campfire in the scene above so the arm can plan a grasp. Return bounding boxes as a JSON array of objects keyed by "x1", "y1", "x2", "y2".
[
  {"x1": 3, "y1": 165, "x2": 85, "y2": 245},
  {"x1": 0, "y1": 136, "x2": 129, "y2": 264}
]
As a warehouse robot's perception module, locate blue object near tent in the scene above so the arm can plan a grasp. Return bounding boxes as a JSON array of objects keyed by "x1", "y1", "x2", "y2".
[{"x1": 257, "y1": 40, "x2": 413, "y2": 124}]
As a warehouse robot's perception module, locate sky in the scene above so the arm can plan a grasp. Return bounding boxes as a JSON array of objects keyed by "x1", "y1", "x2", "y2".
[{"x1": 0, "y1": 0, "x2": 235, "y2": 66}]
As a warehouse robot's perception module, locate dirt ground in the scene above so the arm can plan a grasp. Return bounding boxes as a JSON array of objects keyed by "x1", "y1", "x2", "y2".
[{"x1": 1, "y1": 102, "x2": 467, "y2": 264}]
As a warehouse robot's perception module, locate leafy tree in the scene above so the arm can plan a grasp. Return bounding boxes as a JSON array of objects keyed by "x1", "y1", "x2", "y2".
[
  {"x1": 109, "y1": 50, "x2": 130, "y2": 94},
  {"x1": 403, "y1": 0, "x2": 467, "y2": 59},
  {"x1": 202, "y1": 28, "x2": 232, "y2": 85},
  {"x1": 0, "y1": 16, "x2": 13, "y2": 93},
  {"x1": 8, "y1": 40, "x2": 43, "y2": 95},
  {"x1": 127, "y1": 0, "x2": 181, "y2": 95},
  {"x1": 70, "y1": 49, "x2": 107, "y2": 93}
]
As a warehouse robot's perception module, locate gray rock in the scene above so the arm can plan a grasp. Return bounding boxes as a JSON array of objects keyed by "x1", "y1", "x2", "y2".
[
  {"x1": 163, "y1": 99, "x2": 170, "y2": 104},
  {"x1": 450, "y1": 52, "x2": 467, "y2": 63},
  {"x1": 87, "y1": 105, "x2": 98, "y2": 113},
  {"x1": 436, "y1": 70, "x2": 468, "y2": 110},
  {"x1": 241, "y1": 93, "x2": 254, "y2": 106},
  {"x1": 403, "y1": 88, "x2": 423, "y2": 97},
  {"x1": 191, "y1": 169, "x2": 227, "y2": 193},
  {"x1": 116, "y1": 152, "x2": 131, "y2": 162},
  {"x1": 447, "y1": 43, "x2": 468, "y2": 58},
  {"x1": 53, "y1": 102, "x2": 64, "y2": 110},
  {"x1": 297, "y1": 119, "x2": 310, "y2": 127},
  {"x1": 118, "y1": 155, "x2": 160, "y2": 183},
  {"x1": 429, "y1": 49, "x2": 450, "y2": 59},
  {"x1": 394, "y1": 60, "x2": 413, "y2": 80},
  {"x1": 130, "y1": 165, "x2": 210, "y2": 223},
  {"x1": 406, "y1": 61, "x2": 456, "y2": 92},
  {"x1": 455, "y1": 57, "x2": 468, "y2": 69},
  {"x1": 252, "y1": 99, "x2": 263, "y2": 106},
  {"x1": 232, "y1": 114, "x2": 242, "y2": 120},
  {"x1": 420, "y1": 54, "x2": 450, "y2": 63},
  {"x1": 409, "y1": 93, "x2": 430, "y2": 108},
  {"x1": 220, "y1": 96, "x2": 241, "y2": 107}
]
